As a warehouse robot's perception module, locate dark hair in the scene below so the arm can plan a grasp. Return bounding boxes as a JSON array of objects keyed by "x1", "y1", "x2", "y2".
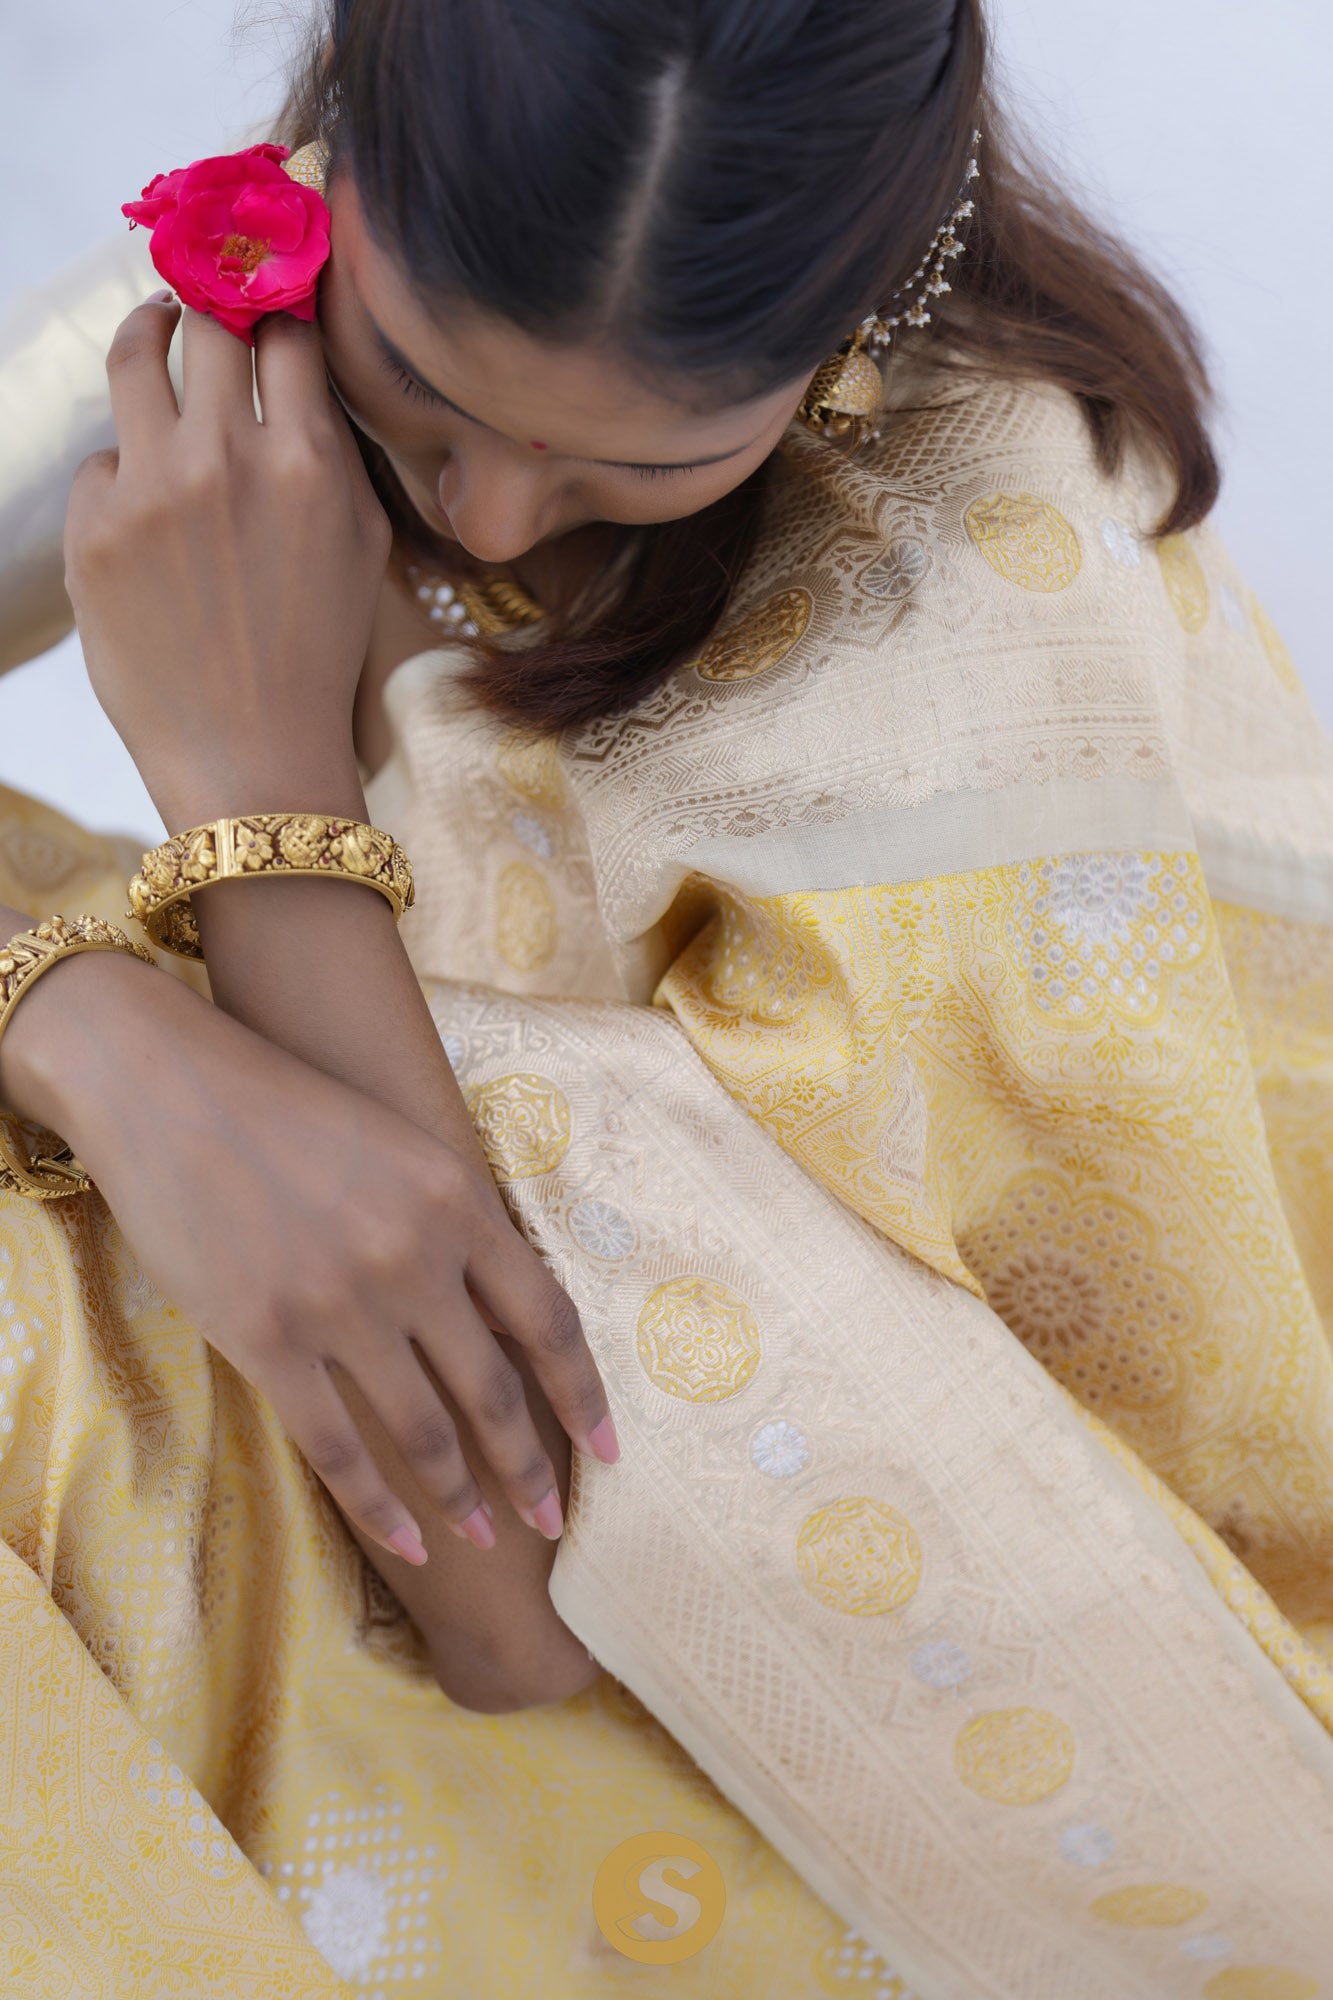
[{"x1": 284, "y1": 0, "x2": 1218, "y2": 730}]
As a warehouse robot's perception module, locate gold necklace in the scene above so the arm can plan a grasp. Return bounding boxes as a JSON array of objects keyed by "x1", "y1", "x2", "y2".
[{"x1": 403, "y1": 561, "x2": 545, "y2": 640}]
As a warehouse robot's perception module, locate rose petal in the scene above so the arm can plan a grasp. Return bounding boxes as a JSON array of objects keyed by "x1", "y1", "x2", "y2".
[
  {"x1": 244, "y1": 261, "x2": 302, "y2": 305},
  {"x1": 121, "y1": 143, "x2": 325, "y2": 347},
  {"x1": 122, "y1": 165, "x2": 188, "y2": 228}
]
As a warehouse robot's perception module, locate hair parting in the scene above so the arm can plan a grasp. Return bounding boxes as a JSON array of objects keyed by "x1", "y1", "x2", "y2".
[{"x1": 282, "y1": 0, "x2": 1218, "y2": 732}]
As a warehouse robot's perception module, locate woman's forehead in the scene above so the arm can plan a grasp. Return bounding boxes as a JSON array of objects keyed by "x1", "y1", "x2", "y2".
[{"x1": 327, "y1": 174, "x2": 802, "y2": 464}]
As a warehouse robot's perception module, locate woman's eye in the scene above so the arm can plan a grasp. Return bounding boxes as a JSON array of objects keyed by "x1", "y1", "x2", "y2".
[
  {"x1": 377, "y1": 353, "x2": 698, "y2": 477},
  {"x1": 381, "y1": 355, "x2": 446, "y2": 407}
]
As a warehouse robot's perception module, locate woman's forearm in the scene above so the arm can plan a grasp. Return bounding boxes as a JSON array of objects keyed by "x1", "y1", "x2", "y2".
[
  {"x1": 0, "y1": 856, "x2": 598, "y2": 1712},
  {"x1": 150, "y1": 768, "x2": 597, "y2": 1710},
  {"x1": 53, "y1": 288, "x2": 609, "y2": 1710}
]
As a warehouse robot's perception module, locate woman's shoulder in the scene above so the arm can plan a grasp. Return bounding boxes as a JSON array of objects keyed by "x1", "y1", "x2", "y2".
[
  {"x1": 561, "y1": 367, "x2": 1331, "y2": 937},
  {"x1": 567, "y1": 367, "x2": 1193, "y2": 799}
]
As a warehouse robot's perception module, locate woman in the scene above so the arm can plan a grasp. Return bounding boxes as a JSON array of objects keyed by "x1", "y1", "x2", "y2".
[{"x1": 1, "y1": 1, "x2": 1331, "y2": 1994}]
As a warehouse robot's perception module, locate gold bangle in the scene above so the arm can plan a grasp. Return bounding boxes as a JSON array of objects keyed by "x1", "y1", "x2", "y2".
[
  {"x1": 127, "y1": 813, "x2": 416, "y2": 960},
  {"x1": 0, "y1": 913, "x2": 155, "y2": 1201}
]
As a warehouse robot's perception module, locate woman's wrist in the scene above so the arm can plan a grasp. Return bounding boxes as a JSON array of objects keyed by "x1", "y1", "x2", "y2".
[
  {"x1": 0, "y1": 944, "x2": 168, "y2": 1145},
  {"x1": 147, "y1": 749, "x2": 369, "y2": 838}
]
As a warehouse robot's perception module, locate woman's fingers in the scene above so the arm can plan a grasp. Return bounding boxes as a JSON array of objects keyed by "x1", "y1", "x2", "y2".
[
  {"x1": 468, "y1": 1227, "x2": 619, "y2": 1468},
  {"x1": 409, "y1": 1286, "x2": 570, "y2": 1539},
  {"x1": 332, "y1": 1336, "x2": 498, "y2": 1550},
  {"x1": 104, "y1": 296, "x2": 181, "y2": 460},
  {"x1": 253, "y1": 310, "x2": 330, "y2": 427},
  {"x1": 268, "y1": 1348, "x2": 430, "y2": 1565},
  {"x1": 180, "y1": 302, "x2": 258, "y2": 427}
]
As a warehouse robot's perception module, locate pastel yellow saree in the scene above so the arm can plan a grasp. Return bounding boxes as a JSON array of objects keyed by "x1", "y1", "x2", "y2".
[{"x1": 2, "y1": 233, "x2": 1332, "y2": 2000}]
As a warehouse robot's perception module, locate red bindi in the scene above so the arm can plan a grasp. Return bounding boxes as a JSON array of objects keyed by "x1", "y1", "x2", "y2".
[{"x1": 529, "y1": 439, "x2": 548, "y2": 451}]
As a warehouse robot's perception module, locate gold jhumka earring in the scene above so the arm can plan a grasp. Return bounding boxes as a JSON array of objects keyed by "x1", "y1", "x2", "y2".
[
  {"x1": 796, "y1": 129, "x2": 982, "y2": 449},
  {"x1": 283, "y1": 140, "x2": 331, "y2": 191}
]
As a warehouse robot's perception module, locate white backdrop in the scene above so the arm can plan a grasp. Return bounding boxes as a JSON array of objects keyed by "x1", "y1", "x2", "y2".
[{"x1": 1, "y1": 0, "x2": 1328, "y2": 843}]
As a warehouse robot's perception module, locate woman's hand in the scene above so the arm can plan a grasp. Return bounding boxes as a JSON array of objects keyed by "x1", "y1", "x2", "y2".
[
  {"x1": 1, "y1": 945, "x2": 612, "y2": 1565},
  {"x1": 63, "y1": 295, "x2": 388, "y2": 827}
]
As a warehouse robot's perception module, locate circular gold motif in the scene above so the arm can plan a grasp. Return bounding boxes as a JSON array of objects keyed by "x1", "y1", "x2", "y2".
[
  {"x1": 495, "y1": 861, "x2": 557, "y2": 972},
  {"x1": 964, "y1": 493, "x2": 1082, "y2": 593},
  {"x1": 1156, "y1": 533, "x2": 1210, "y2": 633},
  {"x1": 796, "y1": 1497, "x2": 922, "y2": 1616},
  {"x1": 1252, "y1": 599, "x2": 1301, "y2": 693},
  {"x1": 959, "y1": 1179, "x2": 1196, "y2": 1412},
  {"x1": 0, "y1": 823, "x2": 81, "y2": 895},
  {"x1": 1091, "y1": 1884, "x2": 1209, "y2": 1927},
  {"x1": 1204, "y1": 1974, "x2": 1320, "y2": 2000},
  {"x1": 693, "y1": 589, "x2": 813, "y2": 682},
  {"x1": 465, "y1": 1072, "x2": 572, "y2": 1181},
  {"x1": 953, "y1": 1707, "x2": 1076, "y2": 1804},
  {"x1": 496, "y1": 728, "x2": 566, "y2": 807},
  {"x1": 636, "y1": 1276, "x2": 762, "y2": 1402}
]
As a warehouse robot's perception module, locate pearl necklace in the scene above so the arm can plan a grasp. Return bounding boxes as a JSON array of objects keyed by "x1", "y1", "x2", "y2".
[{"x1": 403, "y1": 561, "x2": 545, "y2": 641}]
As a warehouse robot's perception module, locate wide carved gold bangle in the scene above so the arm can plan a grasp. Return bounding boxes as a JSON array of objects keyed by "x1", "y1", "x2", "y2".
[
  {"x1": 0, "y1": 914, "x2": 155, "y2": 1201},
  {"x1": 127, "y1": 813, "x2": 417, "y2": 960}
]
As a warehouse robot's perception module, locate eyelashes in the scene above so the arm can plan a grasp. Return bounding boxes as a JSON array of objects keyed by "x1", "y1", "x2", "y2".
[
  {"x1": 378, "y1": 353, "x2": 698, "y2": 478},
  {"x1": 381, "y1": 354, "x2": 446, "y2": 407},
  {"x1": 626, "y1": 462, "x2": 698, "y2": 481}
]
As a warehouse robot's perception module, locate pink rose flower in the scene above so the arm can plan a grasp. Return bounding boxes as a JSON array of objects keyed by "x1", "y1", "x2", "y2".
[{"x1": 122, "y1": 143, "x2": 331, "y2": 345}]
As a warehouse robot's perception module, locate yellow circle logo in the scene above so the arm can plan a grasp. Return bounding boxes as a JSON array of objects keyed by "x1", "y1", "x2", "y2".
[{"x1": 592, "y1": 1833, "x2": 726, "y2": 1964}]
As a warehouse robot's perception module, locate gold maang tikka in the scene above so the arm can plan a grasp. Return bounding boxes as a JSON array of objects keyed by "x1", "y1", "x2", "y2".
[{"x1": 797, "y1": 129, "x2": 981, "y2": 448}]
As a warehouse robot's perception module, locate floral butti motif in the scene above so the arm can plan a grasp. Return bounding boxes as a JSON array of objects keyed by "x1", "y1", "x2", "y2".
[{"x1": 122, "y1": 143, "x2": 331, "y2": 343}]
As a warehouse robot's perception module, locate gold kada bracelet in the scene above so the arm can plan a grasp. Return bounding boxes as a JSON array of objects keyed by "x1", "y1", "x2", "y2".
[
  {"x1": 0, "y1": 914, "x2": 154, "y2": 1200},
  {"x1": 128, "y1": 813, "x2": 416, "y2": 960}
]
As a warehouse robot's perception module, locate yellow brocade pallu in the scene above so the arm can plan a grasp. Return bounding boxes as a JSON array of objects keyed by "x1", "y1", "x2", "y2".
[{"x1": 3, "y1": 242, "x2": 1333, "y2": 2000}]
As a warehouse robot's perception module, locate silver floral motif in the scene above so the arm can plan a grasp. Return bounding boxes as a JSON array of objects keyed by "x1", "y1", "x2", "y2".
[
  {"x1": 128, "y1": 1740, "x2": 232, "y2": 1877},
  {"x1": 1040, "y1": 853, "x2": 1151, "y2": 948},
  {"x1": 1218, "y1": 582, "x2": 1248, "y2": 633},
  {"x1": 301, "y1": 1862, "x2": 390, "y2": 1981},
  {"x1": 1100, "y1": 517, "x2": 1141, "y2": 568},
  {"x1": 512, "y1": 811, "x2": 555, "y2": 859},
  {"x1": 749, "y1": 1418, "x2": 811, "y2": 1477},
  {"x1": 1179, "y1": 1935, "x2": 1235, "y2": 1962},
  {"x1": 568, "y1": 1197, "x2": 638, "y2": 1261},
  {"x1": 440, "y1": 1033, "x2": 468, "y2": 1073},
  {"x1": 861, "y1": 538, "x2": 931, "y2": 600},
  {"x1": 1057, "y1": 1821, "x2": 1116, "y2": 1868},
  {"x1": 909, "y1": 1638, "x2": 972, "y2": 1689},
  {"x1": 1011, "y1": 854, "x2": 1204, "y2": 1020},
  {"x1": 825, "y1": 1929, "x2": 918, "y2": 1999}
]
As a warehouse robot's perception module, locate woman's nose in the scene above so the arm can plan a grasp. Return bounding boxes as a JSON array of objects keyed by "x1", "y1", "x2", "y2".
[{"x1": 437, "y1": 445, "x2": 549, "y2": 565}]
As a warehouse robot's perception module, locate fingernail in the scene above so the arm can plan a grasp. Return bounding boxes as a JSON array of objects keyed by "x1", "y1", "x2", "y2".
[
  {"x1": 147, "y1": 287, "x2": 176, "y2": 305},
  {"x1": 524, "y1": 1488, "x2": 564, "y2": 1539},
  {"x1": 587, "y1": 1415, "x2": 620, "y2": 1465},
  {"x1": 386, "y1": 1523, "x2": 428, "y2": 1564},
  {"x1": 457, "y1": 1502, "x2": 496, "y2": 1550}
]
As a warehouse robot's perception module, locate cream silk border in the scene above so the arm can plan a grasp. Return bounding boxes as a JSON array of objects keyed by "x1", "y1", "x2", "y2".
[{"x1": 423, "y1": 981, "x2": 1333, "y2": 1997}]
